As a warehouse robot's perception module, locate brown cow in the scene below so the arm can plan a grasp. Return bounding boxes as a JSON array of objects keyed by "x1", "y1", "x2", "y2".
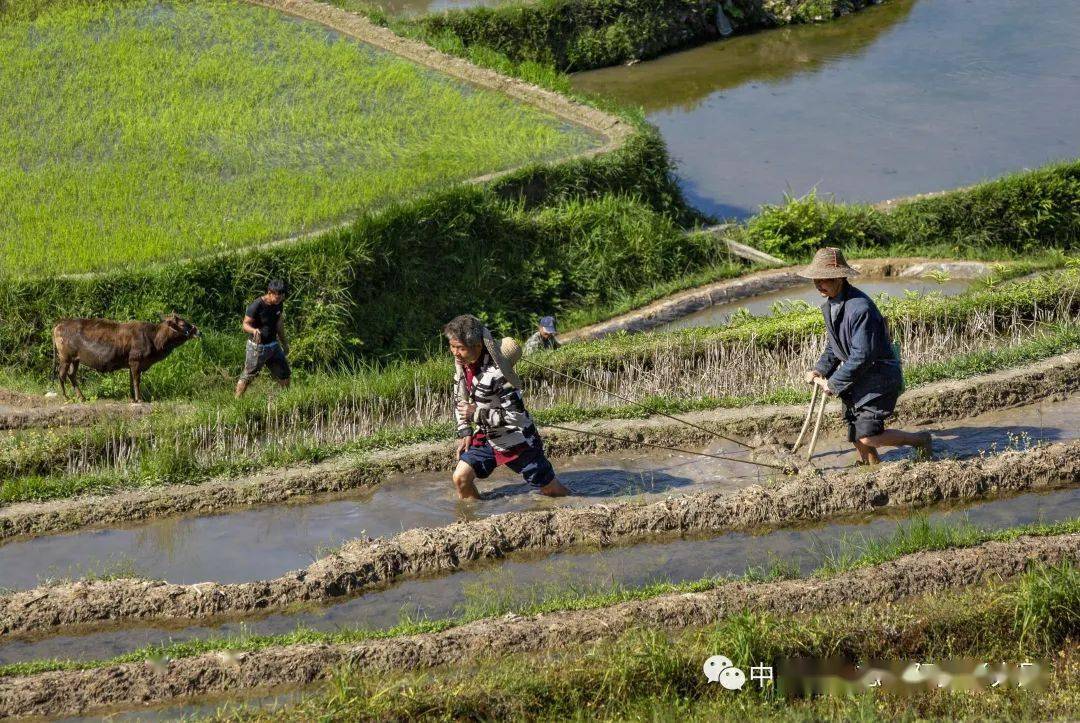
[{"x1": 52, "y1": 314, "x2": 200, "y2": 403}]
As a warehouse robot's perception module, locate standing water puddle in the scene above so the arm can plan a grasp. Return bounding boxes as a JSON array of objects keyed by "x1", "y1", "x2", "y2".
[
  {"x1": 0, "y1": 396, "x2": 1074, "y2": 593},
  {"x1": 1, "y1": 395, "x2": 1077, "y2": 664},
  {"x1": 663, "y1": 276, "x2": 973, "y2": 330},
  {"x1": 572, "y1": 0, "x2": 1080, "y2": 217},
  {"x1": 7, "y1": 483, "x2": 1079, "y2": 667}
]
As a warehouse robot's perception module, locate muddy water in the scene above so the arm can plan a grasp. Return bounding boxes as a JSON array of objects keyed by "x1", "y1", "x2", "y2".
[
  {"x1": 663, "y1": 277, "x2": 972, "y2": 330},
  {"x1": 572, "y1": 0, "x2": 1080, "y2": 218},
  {"x1": 0, "y1": 396, "x2": 1075, "y2": 593},
  {"x1": 7, "y1": 484, "x2": 1079, "y2": 667},
  {"x1": 0, "y1": 443, "x2": 766, "y2": 591},
  {"x1": 2, "y1": 396, "x2": 1077, "y2": 665}
]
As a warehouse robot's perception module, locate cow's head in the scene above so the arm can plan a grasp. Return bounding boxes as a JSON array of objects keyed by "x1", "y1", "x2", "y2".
[{"x1": 163, "y1": 313, "x2": 200, "y2": 339}]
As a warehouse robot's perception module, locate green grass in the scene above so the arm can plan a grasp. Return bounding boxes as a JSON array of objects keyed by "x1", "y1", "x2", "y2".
[
  {"x1": 0, "y1": 0, "x2": 596, "y2": 275},
  {"x1": 386, "y1": 0, "x2": 885, "y2": 72},
  {"x1": 3, "y1": 318, "x2": 1077, "y2": 506},
  {"x1": 234, "y1": 563, "x2": 1079, "y2": 722},
  {"x1": 735, "y1": 161, "x2": 1080, "y2": 263},
  {"x1": 4, "y1": 516, "x2": 1076, "y2": 678},
  {"x1": 2, "y1": 281, "x2": 1077, "y2": 507}
]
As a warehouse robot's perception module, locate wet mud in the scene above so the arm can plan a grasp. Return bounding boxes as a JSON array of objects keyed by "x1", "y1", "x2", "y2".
[
  {"x1": 2, "y1": 533, "x2": 1076, "y2": 719},
  {"x1": 1, "y1": 390, "x2": 1075, "y2": 594},
  {"x1": 6, "y1": 483, "x2": 1077, "y2": 667},
  {"x1": 2, "y1": 352, "x2": 1074, "y2": 545},
  {"x1": 1, "y1": 435, "x2": 1077, "y2": 639}
]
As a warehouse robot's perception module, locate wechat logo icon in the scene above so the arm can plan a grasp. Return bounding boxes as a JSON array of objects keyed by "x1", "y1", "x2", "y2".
[{"x1": 703, "y1": 655, "x2": 746, "y2": 690}]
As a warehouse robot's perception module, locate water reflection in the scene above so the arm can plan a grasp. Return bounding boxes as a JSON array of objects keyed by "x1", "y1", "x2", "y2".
[
  {"x1": 573, "y1": 0, "x2": 1080, "y2": 218},
  {"x1": 663, "y1": 276, "x2": 972, "y2": 330},
  {"x1": 574, "y1": 0, "x2": 917, "y2": 113},
  {"x1": 1, "y1": 393, "x2": 1073, "y2": 593}
]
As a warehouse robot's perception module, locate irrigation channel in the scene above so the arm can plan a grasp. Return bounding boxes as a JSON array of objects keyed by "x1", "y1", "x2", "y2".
[
  {"x1": 662, "y1": 274, "x2": 973, "y2": 331},
  {"x1": 563, "y1": 257, "x2": 990, "y2": 340},
  {"x1": 573, "y1": 0, "x2": 1080, "y2": 217},
  {"x1": 1, "y1": 393, "x2": 1076, "y2": 664}
]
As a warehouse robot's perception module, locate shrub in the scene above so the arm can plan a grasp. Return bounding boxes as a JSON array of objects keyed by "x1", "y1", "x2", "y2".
[
  {"x1": 742, "y1": 191, "x2": 889, "y2": 260},
  {"x1": 403, "y1": 0, "x2": 882, "y2": 72}
]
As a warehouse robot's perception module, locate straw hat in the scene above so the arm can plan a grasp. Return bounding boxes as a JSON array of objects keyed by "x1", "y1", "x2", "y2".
[
  {"x1": 797, "y1": 247, "x2": 860, "y2": 279},
  {"x1": 481, "y1": 327, "x2": 523, "y2": 390}
]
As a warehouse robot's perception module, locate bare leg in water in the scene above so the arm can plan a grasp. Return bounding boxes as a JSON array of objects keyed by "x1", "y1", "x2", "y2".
[
  {"x1": 452, "y1": 460, "x2": 570, "y2": 499},
  {"x1": 857, "y1": 429, "x2": 933, "y2": 465}
]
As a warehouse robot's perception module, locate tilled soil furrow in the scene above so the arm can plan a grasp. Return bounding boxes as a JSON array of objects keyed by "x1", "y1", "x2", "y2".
[
  {"x1": 1, "y1": 533, "x2": 1076, "y2": 719},
  {"x1": 2, "y1": 438, "x2": 1077, "y2": 639},
  {"x1": 2, "y1": 353, "x2": 1076, "y2": 544}
]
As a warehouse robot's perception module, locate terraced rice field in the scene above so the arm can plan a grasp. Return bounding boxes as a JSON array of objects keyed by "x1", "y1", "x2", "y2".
[
  {"x1": 1, "y1": 1, "x2": 1077, "y2": 719},
  {"x1": 0, "y1": 0, "x2": 597, "y2": 275},
  {"x1": 0, "y1": 286, "x2": 1077, "y2": 717}
]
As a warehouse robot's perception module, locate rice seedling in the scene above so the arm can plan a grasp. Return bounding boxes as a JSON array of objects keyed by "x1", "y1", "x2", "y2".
[
  {"x1": 1, "y1": 295, "x2": 1076, "y2": 504},
  {"x1": 0, "y1": 0, "x2": 596, "y2": 275}
]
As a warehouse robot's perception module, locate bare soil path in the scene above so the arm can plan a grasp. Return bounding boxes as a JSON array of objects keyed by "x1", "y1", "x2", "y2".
[{"x1": 0, "y1": 389, "x2": 153, "y2": 431}]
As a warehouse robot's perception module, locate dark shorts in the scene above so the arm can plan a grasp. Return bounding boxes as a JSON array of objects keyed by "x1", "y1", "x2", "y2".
[
  {"x1": 843, "y1": 391, "x2": 899, "y2": 443},
  {"x1": 460, "y1": 437, "x2": 556, "y2": 488},
  {"x1": 239, "y1": 341, "x2": 291, "y2": 383}
]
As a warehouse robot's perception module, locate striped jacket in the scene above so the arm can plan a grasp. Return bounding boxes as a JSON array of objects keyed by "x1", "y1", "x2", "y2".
[{"x1": 453, "y1": 352, "x2": 535, "y2": 451}]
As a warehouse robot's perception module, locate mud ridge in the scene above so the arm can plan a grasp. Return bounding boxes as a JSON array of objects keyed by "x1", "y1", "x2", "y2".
[
  {"x1": 0, "y1": 391, "x2": 152, "y2": 431},
  {"x1": 563, "y1": 257, "x2": 992, "y2": 342},
  {"x1": 1, "y1": 533, "x2": 1077, "y2": 719},
  {"x1": 1, "y1": 352, "x2": 1075, "y2": 544},
  {"x1": 2, "y1": 435, "x2": 1078, "y2": 640}
]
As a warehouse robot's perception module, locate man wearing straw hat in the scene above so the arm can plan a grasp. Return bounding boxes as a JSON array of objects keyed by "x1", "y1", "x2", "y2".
[
  {"x1": 800, "y1": 248, "x2": 932, "y2": 465},
  {"x1": 444, "y1": 314, "x2": 570, "y2": 499}
]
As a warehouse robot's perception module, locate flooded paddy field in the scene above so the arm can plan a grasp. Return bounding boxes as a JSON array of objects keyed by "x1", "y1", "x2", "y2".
[
  {"x1": 5, "y1": 482, "x2": 1077, "y2": 667},
  {"x1": 573, "y1": 0, "x2": 1080, "y2": 217},
  {"x1": 1, "y1": 0, "x2": 1078, "y2": 717},
  {"x1": 6, "y1": 530, "x2": 1077, "y2": 719},
  {"x1": 1, "y1": 394, "x2": 1073, "y2": 595},
  {"x1": 663, "y1": 275, "x2": 973, "y2": 330},
  {"x1": 1, "y1": 393, "x2": 1076, "y2": 663}
]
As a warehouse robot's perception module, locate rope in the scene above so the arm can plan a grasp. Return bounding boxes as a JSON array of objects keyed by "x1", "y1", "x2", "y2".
[
  {"x1": 544, "y1": 423, "x2": 793, "y2": 472},
  {"x1": 520, "y1": 357, "x2": 755, "y2": 451}
]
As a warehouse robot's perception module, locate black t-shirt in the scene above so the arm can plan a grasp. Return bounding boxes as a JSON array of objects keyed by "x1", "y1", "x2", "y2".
[{"x1": 246, "y1": 297, "x2": 282, "y2": 344}]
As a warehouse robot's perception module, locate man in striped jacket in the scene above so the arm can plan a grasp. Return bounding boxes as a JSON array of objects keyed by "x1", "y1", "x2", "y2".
[{"x1": 445, "y1": 314, "x2": 570, "y2": 500}]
